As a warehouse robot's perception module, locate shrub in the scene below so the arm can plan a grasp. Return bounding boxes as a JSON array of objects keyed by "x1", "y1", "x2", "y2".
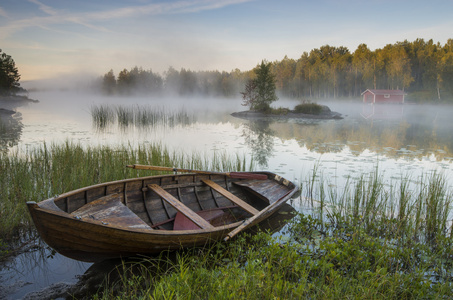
[
  {"x1": 264, "y1": 107, "x2": 289, "y2": 115},
  {"x1": 294, "y1": 103, "x2": 323, "y2": 115}
]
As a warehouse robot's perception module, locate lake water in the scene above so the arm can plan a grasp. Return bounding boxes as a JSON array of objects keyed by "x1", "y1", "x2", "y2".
[{"x1": 1, "y1": 91, "x2": 453, "y2": 298}]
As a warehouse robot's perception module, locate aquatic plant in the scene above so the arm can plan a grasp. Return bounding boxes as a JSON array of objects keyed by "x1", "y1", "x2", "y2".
[
  {"x1": 90, "y1": 104, "x2": 196, "y2": 131},
  {"x1": 90, "y1": 104, "x2": 115, "y2": 129}
]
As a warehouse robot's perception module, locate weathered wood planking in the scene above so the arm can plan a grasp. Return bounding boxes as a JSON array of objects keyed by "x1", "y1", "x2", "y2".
[
  {"x1": 72, "y1": 193, "x2": 151, "y2": 230},
  {"x1": 202, "y1": 179, "x2": 259, "y2": 215},
  {"x1": 233, "y1": 179, "x2": 290, "y2": 203},
  {"x1": 27, "y1": 171, "x2": 297, "y2": 262},
  {"x1": 148, "y1": 184, "x2": 214, "y2": 230}
]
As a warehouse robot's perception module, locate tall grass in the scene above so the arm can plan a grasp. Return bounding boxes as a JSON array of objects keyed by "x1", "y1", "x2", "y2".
[
  {"x1": 305, "y1": 169, "x2": 453, "y2": 247},
  {"x1": 90, "y1": 104, "x2": 196, "y2": 130},
  {"x1": 91, "y1": 168, "x2": 453, "y2": 299},
  {"x1": 0, "y1": 142, "x2": 254, "y2": 240}
]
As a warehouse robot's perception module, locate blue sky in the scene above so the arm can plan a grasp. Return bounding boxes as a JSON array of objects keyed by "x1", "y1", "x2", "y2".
[{"x1": 1, "y1": 0, "x2": 452, "y2": 81}]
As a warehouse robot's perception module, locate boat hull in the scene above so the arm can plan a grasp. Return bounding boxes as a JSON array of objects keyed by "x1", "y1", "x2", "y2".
[{"x1": 27, "y1": 172, "x2": 297, "y2": 262}]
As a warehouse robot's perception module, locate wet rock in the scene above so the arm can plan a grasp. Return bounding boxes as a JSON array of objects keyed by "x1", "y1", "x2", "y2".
[
  {"x1": 0, "y1": 280, "x2": 32, "y2": 300},
  {"x1": 66, "y1": 258, "x2": 124, "y2": 299},
  {"x1": 22, "y1": 282, "x2": 72, "y2": 300}
]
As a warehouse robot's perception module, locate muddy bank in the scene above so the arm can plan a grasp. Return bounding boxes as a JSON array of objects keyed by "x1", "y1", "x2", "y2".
[{"x1": 231, "y1": 105, "x2": 343, "y2": 121}]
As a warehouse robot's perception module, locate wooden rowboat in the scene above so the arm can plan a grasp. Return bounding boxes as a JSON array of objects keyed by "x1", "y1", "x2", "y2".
[{"x1": 27, "y1": 166, "x2": 297, "y2": 262}]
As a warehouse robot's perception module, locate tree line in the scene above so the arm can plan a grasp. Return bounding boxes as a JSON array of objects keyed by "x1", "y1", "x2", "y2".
[
  {"x1": 100, "y1": 66, "x2": 249, "y2": 98},
  {"x1": 276, "y1": 38, "x2": 453, "y2": 101},
  {"x1": 100, "y1": 39, "x2": 453, "y2": 102}
]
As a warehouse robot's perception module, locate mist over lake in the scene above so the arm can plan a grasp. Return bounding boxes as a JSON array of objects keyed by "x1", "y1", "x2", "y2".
[{"x1": 5, "y1": 90, "x2": 453, "y2": 191}]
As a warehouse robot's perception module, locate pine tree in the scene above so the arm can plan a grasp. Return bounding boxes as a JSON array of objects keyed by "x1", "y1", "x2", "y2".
[
  {"x1": 241, "y1": 60, "x2": 278, "y2": 111},
  {"x1": 102, "y1": 69, "x2": 116, "y2": 95},
  {"x1": 0, "y1": 49, "x2": 21, "y2": 96}
]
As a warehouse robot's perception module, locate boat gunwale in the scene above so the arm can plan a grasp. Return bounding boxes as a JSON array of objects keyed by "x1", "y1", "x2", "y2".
[
  {"x1": 29, "y1": 205, "x2": 244, "y2": 235},
  {"x1": 54, "y1": 171, "x2": 276, "y2": 199},
  {"x1": 29, "y1": 171, "x2": 297, "y2": 235}
]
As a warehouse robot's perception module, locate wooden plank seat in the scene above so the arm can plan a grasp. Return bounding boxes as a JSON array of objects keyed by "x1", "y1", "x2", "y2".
[
  {"x1": 202, "y1": 179, "x2": 260, "y2": 215},
  {"x1": 233, "y1": 180, "x2": 289, "y2": 204},
  {"x1": 148, "y1": 184, "x2": 214, "y2": 230},
  {"x1": 71, "y1": 193, "x2": 151, "y2": 230}
]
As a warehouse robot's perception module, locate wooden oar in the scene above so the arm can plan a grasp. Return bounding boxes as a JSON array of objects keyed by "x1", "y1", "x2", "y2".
[
  {"x1": 224, "y1": 189, "x2": 293, "y2": 241},
  {"x1": 126, "y1": 164, "x2": 268, "y2": 180}
]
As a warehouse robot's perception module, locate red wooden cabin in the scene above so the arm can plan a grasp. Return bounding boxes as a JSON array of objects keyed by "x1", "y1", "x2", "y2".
[{"x1": 361, "y1": 89, "x2": 405, "y2": 104}]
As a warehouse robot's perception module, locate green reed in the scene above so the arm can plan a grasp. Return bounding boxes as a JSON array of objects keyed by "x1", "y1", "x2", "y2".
[
  {"x1": 300, "y1": 168, "x2": 452, "y2": 248},
  {"x1": 116, "y1": 106, "x2": 134, "y2": 127},
  {"x1": 90, "y1": 104, "x2": 196, "y2": 130},
  {"x1": 90, "y1": 104, "x2": 115, "y2": 129},
  {"x1": 0, "y1": 142, "x2": 254, "y2": 240}
]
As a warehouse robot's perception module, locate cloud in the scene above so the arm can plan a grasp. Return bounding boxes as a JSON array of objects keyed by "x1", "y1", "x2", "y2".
[
  {"x1": 0, "y1": 6, "x2": 10, "y2": 19},
  {"x1": 28, "y1": 0, "x2": 59, "y2": 16},
  {"x1": 0, "y1": 0, "x2": 252, "y2": 39}
]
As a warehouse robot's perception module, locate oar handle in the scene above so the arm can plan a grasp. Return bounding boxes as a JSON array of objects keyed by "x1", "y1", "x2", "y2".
[
  {"x1": 127, "y1": 165, "x2": 184, "y2": 173},
  {"x1": 126, "y1": 164, "x2": 268, "y2": 180}
]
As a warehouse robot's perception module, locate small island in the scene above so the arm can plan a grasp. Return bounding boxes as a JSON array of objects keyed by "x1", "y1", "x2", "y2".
[
  {"x1": 232, "y1": 103, "x2": 343, "y2": 121},
  {"x1": 232, "y1": 60, "x2": 342, "y2": 121}
]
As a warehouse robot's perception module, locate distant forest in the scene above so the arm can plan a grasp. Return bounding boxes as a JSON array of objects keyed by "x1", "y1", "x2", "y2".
[{"x1": 99, "y1": 38, "x2": 453, "y2": 102}]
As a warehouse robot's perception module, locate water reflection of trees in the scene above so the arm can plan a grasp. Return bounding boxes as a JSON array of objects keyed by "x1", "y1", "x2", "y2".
[
  {"x1": 0, "y1": 111, "x2": 23, "y2": 153},
  {"x1": 259, "y1": 112, "x2": 453, "y2": 160},
  {"x1": 241, "y1": 120, "x2": 275, "y2": 167}
]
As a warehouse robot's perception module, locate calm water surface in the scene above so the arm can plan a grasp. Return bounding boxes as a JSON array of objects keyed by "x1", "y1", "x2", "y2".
[{"x1": 1, "y1": 91, "x2": 453, "y2": 298}]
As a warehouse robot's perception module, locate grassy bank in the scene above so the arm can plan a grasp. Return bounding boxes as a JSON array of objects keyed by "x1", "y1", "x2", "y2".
[
  {"x1": 92, "y1": 170, "x2": 453, "y2": 299},
  {"x1": 0, "y1": 142, "x2": 253, "y2": 241}
]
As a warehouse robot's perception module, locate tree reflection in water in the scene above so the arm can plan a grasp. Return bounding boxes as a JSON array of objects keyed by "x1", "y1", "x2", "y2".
[
  {"x1": 0, "y1": 110, "x2": 23, "y2": 153},
  {"x1": 242, "y1": 120, "x2": 275, "y2": 167}
]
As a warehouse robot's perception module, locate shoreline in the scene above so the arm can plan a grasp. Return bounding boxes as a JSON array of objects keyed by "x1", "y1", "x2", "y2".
[
  {"x1": 0, "y1": 95, "x2": 39, "y2": 104},
  {"x1": 0, "y1": 95, "x2": 39, "y2": 111},
  {"x1": 231, "y1": 109, "x2": 343, "y2": 121}
]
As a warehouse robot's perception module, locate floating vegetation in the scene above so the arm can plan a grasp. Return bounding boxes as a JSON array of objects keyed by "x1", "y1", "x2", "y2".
[{"x1": 90, "y1": 104, "x2": 196, "y2": 131}]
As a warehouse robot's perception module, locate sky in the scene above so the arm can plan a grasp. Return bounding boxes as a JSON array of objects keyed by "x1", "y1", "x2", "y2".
[{"x1": 1, "y1": 0, "x2": 453, "y2": 82}]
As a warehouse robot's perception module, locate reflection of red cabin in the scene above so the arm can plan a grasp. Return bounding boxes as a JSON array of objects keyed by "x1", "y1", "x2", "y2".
[{"x1": 361, "y1": 89, "x2": 405, "y2": 104}]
